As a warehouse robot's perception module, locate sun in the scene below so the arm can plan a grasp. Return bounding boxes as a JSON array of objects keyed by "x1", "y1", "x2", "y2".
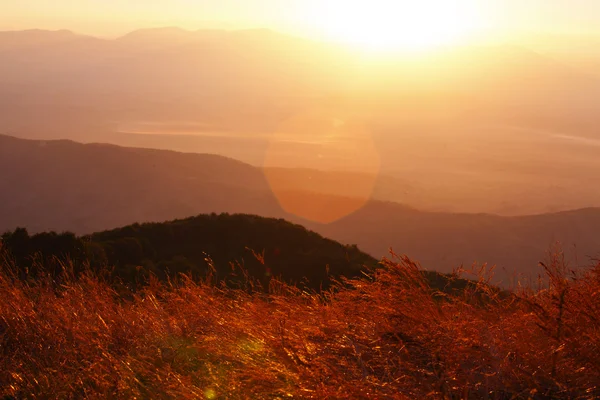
[{"x1": 316, "y1": 0, "x2": 483, "y2": 52}]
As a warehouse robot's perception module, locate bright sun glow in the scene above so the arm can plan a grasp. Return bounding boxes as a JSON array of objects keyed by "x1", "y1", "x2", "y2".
[{"x1": 316, "y1": 0, "x2": 484, "y2": 52}]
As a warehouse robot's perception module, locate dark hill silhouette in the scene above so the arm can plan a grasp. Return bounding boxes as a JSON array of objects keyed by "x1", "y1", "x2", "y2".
[
  {"x1": 0, "y1": 214, "x2": 476, "y2": 293},
  {"x1": 89, "y1": 213, "x2": 375, "y2": 288},
  {"x1": 0, "y1": 214, "x2": 374, "y2": 290}
]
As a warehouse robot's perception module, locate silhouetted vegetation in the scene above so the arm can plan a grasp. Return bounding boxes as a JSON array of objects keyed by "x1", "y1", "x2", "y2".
[
  {"x1": 2, "y1": 214, "x2": 483, "y2": 295},
  {"x1": 1, "y1": 214, "x2": 376, "y2": 291},
  {"x1": 87, "y1": 213, "x2": 378, "y2": 290},
  {"x1": 0, "y1": 228, "x2": 84, "y2": 279}
]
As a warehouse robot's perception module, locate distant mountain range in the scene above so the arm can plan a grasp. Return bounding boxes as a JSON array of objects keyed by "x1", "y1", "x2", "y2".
[
  {"x1": 2, "y1": 134, "x2": 599, "y2": 286},
  {"x1": 0, "y1": 134, "x2": 284, "y2": 233},
  {"x1": 1, "y1": 27, "x2": 598, "y2": 141},
  {"x1": 2, "y1": 28, "x2": 600, "y2": 217},
  {"x1": 0, "y1": 27, "x2": 348, "y2": 140}
]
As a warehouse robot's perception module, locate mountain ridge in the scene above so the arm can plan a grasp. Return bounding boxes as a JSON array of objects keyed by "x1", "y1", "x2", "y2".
[{"x1": 2, "y1": 134, "x2": 600, "y2": 285}]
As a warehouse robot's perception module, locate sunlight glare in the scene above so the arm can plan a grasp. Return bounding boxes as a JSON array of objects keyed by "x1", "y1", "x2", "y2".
[{"x1": 315, "y1": 0, "x2": 484, "y2": 52}]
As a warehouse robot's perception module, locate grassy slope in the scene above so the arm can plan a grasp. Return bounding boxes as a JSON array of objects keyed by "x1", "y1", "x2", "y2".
[{"x1": 0, "y1": 253, "x2": 598, "y2": 399}]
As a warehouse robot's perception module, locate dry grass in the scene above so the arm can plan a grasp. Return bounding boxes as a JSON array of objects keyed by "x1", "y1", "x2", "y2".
[{"x1": 0, "y1": 253, "x2": 599, "y2": 399}]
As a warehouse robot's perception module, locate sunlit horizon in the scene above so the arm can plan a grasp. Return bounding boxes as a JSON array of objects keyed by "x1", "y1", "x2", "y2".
[{"x1": 3, "y1": 0, "x2": 600, "y2": 54}]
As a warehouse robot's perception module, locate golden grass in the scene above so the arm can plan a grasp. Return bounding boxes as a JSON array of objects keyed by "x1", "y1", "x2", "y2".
[{"x1": 0, "y1": 253, "x2": 598, "y2": 399}]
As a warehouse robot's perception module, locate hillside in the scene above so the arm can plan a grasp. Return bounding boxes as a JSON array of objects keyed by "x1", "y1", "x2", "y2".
[
  {"x1": 88, "y1": 214, "x2": 377, "y2": 288},
  {"x1": 312, "y1": 202, "x2": 600, "y2": 284},
  {"x1": 1, "y1": 247, "x2": 598, "y2": 398},
  {"x1": 2, "y1": 213, "x2": 479, "y2": 293},
  {"x1": 0, "y1": 214, "x2": 376, "y2": 290},
  {"x1": 2, "y1": 134, "x2": 600, "y2": 285},
  {"x1": 0, "y1": 134, "x2": 285, "y2": 233}
]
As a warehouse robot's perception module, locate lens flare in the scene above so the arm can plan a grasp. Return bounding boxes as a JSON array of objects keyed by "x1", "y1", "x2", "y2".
[
  {"x1": 204, "y1": 388, "x2": 217, "y2": 399},
  {"x1": 264, "y1": 107, "x2": 380, "y2": 224}
]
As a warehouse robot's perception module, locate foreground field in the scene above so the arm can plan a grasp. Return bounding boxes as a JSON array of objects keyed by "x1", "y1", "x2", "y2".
[{"x1": 0, "y1": 253, "x2": 598, "y2": 399}]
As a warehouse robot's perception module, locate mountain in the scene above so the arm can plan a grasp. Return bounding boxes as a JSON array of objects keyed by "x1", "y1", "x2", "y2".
[
  {"x1": 0, "y1": 29, "x2": 83, "y2": 51},
  {"x1": 1, "y1": 28, "x2": 598, "y2": 143},
  {"x1": 311, "y1": 202, "x2": 600, "y2": 285},
  {"x1": 2, "y1": 134, "x2": 600, "y2": 285},
  {"x1": 0, "y1": 27, "x2": 348, "y2": 140},
  {"x1": 116, "y1": 27, "x2": 215, "y2": 49},
  {"x1": 1, "y1": 213, "x2": 484, "y2": 293},
  {"x1": 0, "y1": 214, "x2": 377, "y2": 290},
  {"x1": 0, "y1": 134, "x2": 285, "y2": 233},
  {"x1": 2, "y1": 28, "x2": 600, "y2": 217},
  {"x1": 515, "y1": 33, "x2": 600, "y2": 78}
]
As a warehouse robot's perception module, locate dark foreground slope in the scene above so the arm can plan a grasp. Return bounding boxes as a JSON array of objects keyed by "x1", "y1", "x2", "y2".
[
  {"x1": 1, "y1": 214, "x2": 375, "y2": 290},
  {"x1": 88, "y1": 214, "x2": 376, "y2": 288},
  {"x1": 1, "y1": 214, "x2": 475, "y2": 292}
]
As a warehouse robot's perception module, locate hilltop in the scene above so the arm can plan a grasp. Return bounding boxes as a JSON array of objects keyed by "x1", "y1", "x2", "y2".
[{"x1": 2, "y1": 213, "x2": 480, "y2": 293}]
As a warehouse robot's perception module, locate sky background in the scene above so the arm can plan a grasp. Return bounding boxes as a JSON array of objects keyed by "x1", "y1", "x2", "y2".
[{"x1": 2, "y1": 0, "x2": 600, "y2": 40}]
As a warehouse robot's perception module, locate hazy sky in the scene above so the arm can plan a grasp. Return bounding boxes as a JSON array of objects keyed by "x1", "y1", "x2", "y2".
[{"x1": 2, "y1": 0, "x2": 600, "y2": 39}]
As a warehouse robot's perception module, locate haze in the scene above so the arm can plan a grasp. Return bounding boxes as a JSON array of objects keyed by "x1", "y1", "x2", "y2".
[
  {"x1": 1, "y1": 0, "x2": 600, "y2": 282},
  {"x1": 3, "y1": 0, "x2": 600, "y2": 42}
]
